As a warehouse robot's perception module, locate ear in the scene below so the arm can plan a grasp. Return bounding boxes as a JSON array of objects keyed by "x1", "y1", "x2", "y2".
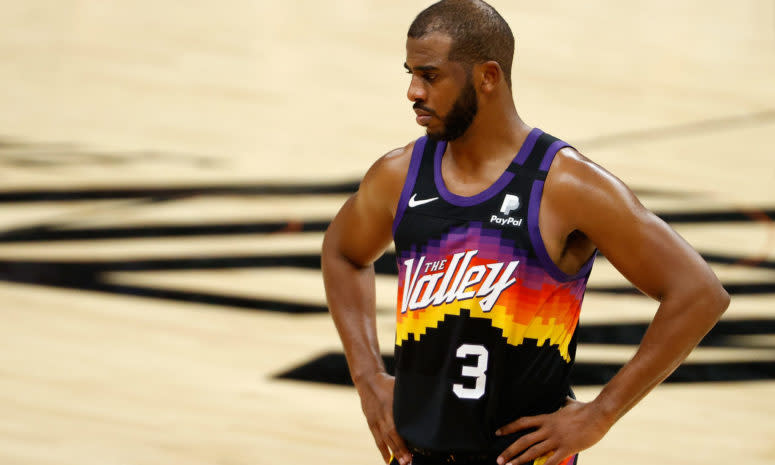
[{"x1": 477, "y1": 61, "x2": 503, "y2": 93}]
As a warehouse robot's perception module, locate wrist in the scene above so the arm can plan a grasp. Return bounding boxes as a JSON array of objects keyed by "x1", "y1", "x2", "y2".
[
  {"x1": 352, "y1": 368, "x2": 388, "y2": 388},
  {"x1": 589, "y1": 395, "x2": 621, "y2": 430}
]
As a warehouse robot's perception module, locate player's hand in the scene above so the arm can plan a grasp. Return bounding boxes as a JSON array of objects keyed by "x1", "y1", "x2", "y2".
[
  {"x1": 354, "y1": 371, "x2": 412, "y2": 465},
  {"x1": 494, "y1": 397, "x2": 612, "y2": 465}
]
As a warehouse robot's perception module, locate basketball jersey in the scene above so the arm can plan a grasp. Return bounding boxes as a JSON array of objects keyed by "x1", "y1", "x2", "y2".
[{"x1": 391, "y1": 128, "x2": 596, "y2": 454}]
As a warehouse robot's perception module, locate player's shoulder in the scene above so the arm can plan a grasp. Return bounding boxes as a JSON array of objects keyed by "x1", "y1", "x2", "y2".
[
  {"x1": 361, "y1": 139, "x2": 417, "y2": 191},
  {"x1": 549, "y1": 146, "x2": 603, "y2": 181},
  {"x1": 547, "y1": 146, "x2": 627, "y2": 196},
  {"x1": 365, "y1": 140, "x2": 415, "y2": 181},
  {"x1": 353, "y1": 140, "x2": 418, "y2": 216},
  {"x1": 545, "y1": 146, "x2": 643, "y2": 217}
]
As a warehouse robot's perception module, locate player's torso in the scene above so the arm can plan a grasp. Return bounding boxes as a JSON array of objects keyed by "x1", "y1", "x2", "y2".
[{"x1": 391, "y1": 129, "x2": 595, "y2": 454}]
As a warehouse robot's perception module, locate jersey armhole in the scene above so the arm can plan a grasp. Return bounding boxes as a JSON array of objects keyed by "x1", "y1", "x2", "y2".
[
  {"x1": 527, "y1": 143, "x2": 597, "y2": 282},
  {"x1": 392, "y1": 137, "x2": 428, "y2": 237}
]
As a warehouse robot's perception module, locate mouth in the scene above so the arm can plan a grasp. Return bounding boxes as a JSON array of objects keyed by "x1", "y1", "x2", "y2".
[
  {"x1": 414, "y1": 108, "x2": 433, "y2": 126},
  {"x1": 416, "y1": 115, "x2": 432, "y2": 126}
]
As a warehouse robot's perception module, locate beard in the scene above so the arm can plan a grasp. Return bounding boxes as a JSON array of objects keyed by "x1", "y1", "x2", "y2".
[{"x1": 428, "y1": 77, "x2": 479, "y2": 142}]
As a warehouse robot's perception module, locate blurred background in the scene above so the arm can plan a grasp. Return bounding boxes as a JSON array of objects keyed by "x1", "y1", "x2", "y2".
[{"x1": 0, "y1": 1, "x2": 773, "y2": 464}]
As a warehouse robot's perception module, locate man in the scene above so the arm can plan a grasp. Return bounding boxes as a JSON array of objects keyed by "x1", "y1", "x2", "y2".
[{"x1": 322, "y1": 1, "x2": 730, "y2": 464}]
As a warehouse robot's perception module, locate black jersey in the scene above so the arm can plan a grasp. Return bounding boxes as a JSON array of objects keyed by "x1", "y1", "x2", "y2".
[{"x1": 391, "y1": 128, "x2": 596, "y2": 454}]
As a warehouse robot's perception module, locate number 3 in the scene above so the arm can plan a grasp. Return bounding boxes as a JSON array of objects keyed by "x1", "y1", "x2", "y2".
[{"x1": 452, "y1": 344, "x2": 488, "y2": 399}]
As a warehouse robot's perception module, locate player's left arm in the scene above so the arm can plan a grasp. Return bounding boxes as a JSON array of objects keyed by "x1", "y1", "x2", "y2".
[{"x1": 496, "y1": 148, "x2": 730, "y2": 465}]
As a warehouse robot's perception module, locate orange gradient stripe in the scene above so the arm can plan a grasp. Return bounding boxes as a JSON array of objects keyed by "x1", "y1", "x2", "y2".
[{"x1": 396, "y1": 275, "x2": 583, "y2": 362}]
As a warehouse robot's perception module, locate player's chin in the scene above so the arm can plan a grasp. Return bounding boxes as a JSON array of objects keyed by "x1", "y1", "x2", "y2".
[{"x1": 425, "y1": 126, "x2": 446, "y2": 140}]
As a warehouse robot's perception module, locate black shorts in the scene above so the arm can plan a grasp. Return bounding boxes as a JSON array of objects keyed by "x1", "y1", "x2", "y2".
[{"x1": 389, "y1": 452, "x2": 579, "y2": 465}]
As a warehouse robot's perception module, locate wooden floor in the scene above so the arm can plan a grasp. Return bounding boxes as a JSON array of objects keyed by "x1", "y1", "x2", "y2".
[{"x1": 0, "y1": 1, "x2": 774, "y2": 464}]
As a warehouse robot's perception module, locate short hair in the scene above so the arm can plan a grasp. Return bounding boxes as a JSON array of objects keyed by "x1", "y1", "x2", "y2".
[{"x1": 408, "y1": 0, "x2": 515, "y2": 87}]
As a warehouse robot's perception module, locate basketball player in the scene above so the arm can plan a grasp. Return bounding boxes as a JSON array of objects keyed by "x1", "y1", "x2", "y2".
[{"x1": 322, "y1": 1, "x2": 730, "y2": 464}]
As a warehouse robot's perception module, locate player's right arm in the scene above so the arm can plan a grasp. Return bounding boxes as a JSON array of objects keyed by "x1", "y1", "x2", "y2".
[{"x1": 321, "y1": 142, "x2": 414, "y2": 465}]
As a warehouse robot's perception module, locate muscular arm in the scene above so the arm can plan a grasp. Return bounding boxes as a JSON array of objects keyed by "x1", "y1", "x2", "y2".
[
  {"x1": 497, "y1": 150, "x2": 730, "y2": 465},
  {"x1": 321, "y1": 144, "x2": 413, "y2": 465},
  {"x1": 548, "y1": 150, "x2": 730, "y2": 423}
]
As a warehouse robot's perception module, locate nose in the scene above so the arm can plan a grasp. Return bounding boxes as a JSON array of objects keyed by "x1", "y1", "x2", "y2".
[{"x1": 407, "y1": 74, "x2": 427, "y2": 102}]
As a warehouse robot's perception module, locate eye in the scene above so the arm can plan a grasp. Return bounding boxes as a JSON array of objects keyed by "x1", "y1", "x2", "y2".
[{"x1": 423, "y1": 73, "x2": 438, "y2": 82}]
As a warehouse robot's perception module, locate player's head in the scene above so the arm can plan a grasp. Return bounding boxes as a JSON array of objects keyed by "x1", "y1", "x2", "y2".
[{"x1": 405, "y1": 0, "x2": 515, "y2": 141}]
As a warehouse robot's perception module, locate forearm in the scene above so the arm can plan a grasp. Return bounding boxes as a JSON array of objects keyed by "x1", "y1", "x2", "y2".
[
  {"x1": 591, "y1": 285, "x2": 730, "y2": 426},
  {"x1": 322, "y1": 246, "x2": 386, "y2": 384}
]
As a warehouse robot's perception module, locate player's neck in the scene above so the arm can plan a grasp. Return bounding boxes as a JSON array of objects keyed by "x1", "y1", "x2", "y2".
[{"x1": 446, "y1": 103, "x2": 530, "y2": 168}]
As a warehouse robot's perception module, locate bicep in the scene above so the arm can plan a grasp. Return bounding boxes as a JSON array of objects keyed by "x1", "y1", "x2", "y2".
[
  {"x1": 324, "y1": 149, "x2": 409, "y2": 267},
  {"x1": 325, "y1": 190, "x2": 395, "y2": 268},
  {"x1": 322, "y1": 144, "x2": 412, "y2": 268}
]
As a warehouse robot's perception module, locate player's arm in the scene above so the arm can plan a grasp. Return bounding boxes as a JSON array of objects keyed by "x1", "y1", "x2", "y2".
[
  {"x1": 321, "y1": 144, "x2": 413, "y2": 465},
  {"x1": 496, "y1": 149, "x2": 730, "y2": 465}
]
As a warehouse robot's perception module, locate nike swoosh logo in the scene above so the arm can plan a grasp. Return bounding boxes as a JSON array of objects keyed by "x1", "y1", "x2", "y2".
[{"x1": 408, "y1": 194, "x2": 439, "y2": 208}]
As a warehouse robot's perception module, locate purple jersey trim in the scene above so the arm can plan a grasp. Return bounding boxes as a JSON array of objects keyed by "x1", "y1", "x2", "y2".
[
  {"x1": 433, "y1": 128, "x2": 543, "y2": 207},
  {"x1": 540, "y1": 139, "x2": 570, "y2": 171},
  {"x1": 392, "y1": 137, "x2": 428, "y2": 237},
  {"x1": 515, "y1": 127, "x2": 543, "y2": 165},
  {"x1": 528, "y1": 180, "x2": 596, "y2": 283}
]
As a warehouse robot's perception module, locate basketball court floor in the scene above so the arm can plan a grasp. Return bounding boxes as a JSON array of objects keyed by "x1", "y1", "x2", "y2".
[{"x1": 0, "y1": 1, "x2": 773, "y2": 464}]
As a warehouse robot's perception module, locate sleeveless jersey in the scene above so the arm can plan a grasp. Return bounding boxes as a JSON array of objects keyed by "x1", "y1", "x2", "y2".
[{"x1": 391, "y1": 128, "x2": 596, "y2": 454}]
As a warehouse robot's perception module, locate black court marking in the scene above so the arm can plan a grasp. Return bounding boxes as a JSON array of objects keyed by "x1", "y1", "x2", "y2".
[
  {"x1": 576, "y1": 319, "x2": 775, "y2": 349},
  {"x1": 0, "y1": 256, "x2": 326, "y2": 314},
  {"x1": 0, "y1": 220, "x2": 332, "y2": 242},
  {"x1": 0, "y1": 139, "x2": 220, "y2": 168},
  {"x1": 592, "y1": 282, "x2": 775, "y2": 296},
  {"x1": 0, "y1": 182, "x2": 359, "y2": 203}
]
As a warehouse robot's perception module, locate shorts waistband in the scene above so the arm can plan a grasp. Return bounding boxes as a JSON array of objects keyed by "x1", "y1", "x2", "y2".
[{"x1": 408, "y1": 446, "x2": 497, "y2": 464}]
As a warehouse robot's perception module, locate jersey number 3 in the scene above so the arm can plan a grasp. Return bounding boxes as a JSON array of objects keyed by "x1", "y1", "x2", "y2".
[{"x1": 452, "y1": 344, "x2": 489, "y2": 399}]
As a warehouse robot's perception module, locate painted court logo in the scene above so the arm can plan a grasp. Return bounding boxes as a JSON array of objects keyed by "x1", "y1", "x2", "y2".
[{"x1": 401, "y1": 250, "x2": 520, "y2": 313}]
